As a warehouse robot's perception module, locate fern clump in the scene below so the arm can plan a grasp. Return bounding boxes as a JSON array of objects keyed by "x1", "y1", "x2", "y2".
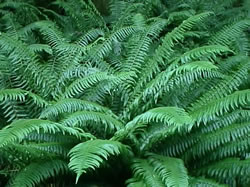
[{"x1": 0, "y1": 0, "x2": 249, "y2": 186}]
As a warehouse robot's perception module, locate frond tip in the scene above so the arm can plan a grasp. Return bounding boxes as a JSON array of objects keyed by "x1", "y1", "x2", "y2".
[{"x1": 68, "y1": 139, "x2": 131, "y2": 183}]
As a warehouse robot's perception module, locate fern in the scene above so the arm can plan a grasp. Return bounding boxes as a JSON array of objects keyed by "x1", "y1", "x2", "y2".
[
  {"x1": 68, "y1": 139, "x2": 131, "y2": 183},
  {"x1": 9, "y1": 159, "x2": 68, "y2": 187},
  {"x1": 0, "y1": 0, "x2": 250, "y2": 186}
]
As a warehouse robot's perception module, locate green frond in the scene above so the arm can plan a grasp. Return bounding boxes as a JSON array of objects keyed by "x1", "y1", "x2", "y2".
[
  {"x1": 131, "y1": 159, "x2": 165, "y2": 187},
  {"x1": 76, "y1": 29, "x2": 104, "y2": 47},
  {"x1": 176, "y1": 45, "x2": 233, "y2": 64},
  {"x1": 68, "y1": 139, "x2": 131, "y2": 183},
  {"x1": 209, "y1": 20, "x2": 250, "y2": 47},
  {"x1": 62, "y1": 72, "x2": 111, "y2": 98},
  {"x1": 206, "y1": 137, "x2": 250, "y2": 162},
  {"x1": 0, "y1": 89, "x2": 48, "y2": 108},
  {"x1": 184, "y1": 122, "x2": 250, "y2": 159},
  {"x1": 61, "y1": 111, "x2": 124, "y2": 132},
  {"x1": 189, "y1": 60, "x2": 250, "y2": 111},
  {"x1": 189, "y1": 177, "x2": 228, "y2": 187},
  {"x1": 88, "y1": 26, "x2": 139, "y2": 63},
  {"x1": 128, "y1": 107, "x2": 193, "y2": 130},
  {"x1": 190, "y1": 90, "x2": 250, "y2": 123},
  {"x1": 62, "y1": 72, "x2": 134, "y2": 99},
  {"x1": 28, "y1": 44, "x2": 53, "y2": 55},
  {"x1": 197, "y1": 158, "x2": 250, "y2": 180},
  {"x1": 149, "y1": 154, "x2": 189, "y2": 187},
  {"x1": 141, "y1": 61, "x2": 220, "y2": 104},
  {"x1": 9, "y1": 159, "x2": 68, "y2": 187},
  {"x1": 40, "y1": 98, "x2": 114, "y2": 119},
  {"x1": 27, "y1": 142, "x2": 74, "y2": 157},
  {"x1": 126, "y1": 178, "x2": 146, "y2": 187},
  {"x1": 137, "y1": 12, "x2": 213, "y2": 87},
  {"x1": 0, "y1": 119, "x2": 92, "y2": 147},
  {"x1": 122, "y1": 19, "x2": 167, "y2": 74},
  {"x1": 113, "y1": 107, "x2": 193, "y2": 141}
]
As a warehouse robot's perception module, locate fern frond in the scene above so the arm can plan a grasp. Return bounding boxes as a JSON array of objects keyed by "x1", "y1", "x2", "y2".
[
  {"x1": 190, "y1": 90, "x2": 250, "y2": 123},
  {"x1": 131, "y1": 159, "x2": 165, "y2": 187},
  {"x1": 76, "y1": 29, "x2": 104, "y2": 47},
  {"x1": 126, "y1": 177, "x2": 146, "y2": 187},
  {"x1": 197, "y1": 158, "x2": 250, "y2": 180},
  {"x1": 40, "y1": 98, "x2": 114, "y2": 119},
  {"x1": 184, "y1": 122, "x2": 250, "y2": 159},
  {"x1": 68, "y1": 139, "x2": 131, "y2": 183},
  {"x1": 9, "y1": 159, "x2": 68, "y2": 187},
  {"x1": 209, "y1": 20, "x2": 250, "y2": 47},
  {"x1": 137, "y1": 12, "x2": 213, "y2": 87},
  {"x1": 113, "y1": 107, "x2": 193, "y2": 141},
  {"x1": 89, "y1": 26, "x2": 138, "y2": 63},
  {"x1": 0, "y1": 119, "x2": 92, "y2": 147},
  {"x1": 0, "y1": 89, "x2": 48, "y2": 107},
  {"x1": 189, "y1": 177, "x2": 228, "y2": 187},
  {"x1": 28, "y1": 44, "x2": 52, "y2": 55},
  {"x1": 176, "y1": 45, "x2": 233, "y2": 64},
  {"x1": 61, "y1": 111, "x2": 124, "y2": 132},
  {"x1": 148, "y1": 154, "x2": 189, "y2": 187}
]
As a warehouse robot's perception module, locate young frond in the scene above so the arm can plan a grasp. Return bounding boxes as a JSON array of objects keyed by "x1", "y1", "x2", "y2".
[{"x1": 68, "y1": 139, "x2": 131, "y2": 183}]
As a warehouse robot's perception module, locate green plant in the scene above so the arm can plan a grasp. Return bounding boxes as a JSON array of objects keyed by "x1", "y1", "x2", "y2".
[{"x1": 0, "y1": 0, "x2": 249, "y2": 186}]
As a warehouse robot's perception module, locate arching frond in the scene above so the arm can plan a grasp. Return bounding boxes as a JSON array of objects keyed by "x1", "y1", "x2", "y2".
[
  {"x1": 131, "y1": 159, "x2": 165, "y2": 187},
  {"x1": 189, "y1": 177, "x2": 228, "y2": 187},
  {"x1": 61, "y1": 111, "x2": 124, "y2": 132},
  {"x1": 190, "y1": 90, "x2": 250, "y2": 123},
  {"x1": 209, "y1": 20, "x2": 250, "y2": 47},
  {"x1": 68, "y1": 139, "x2": 131, "y2": 183},
  {"x1": 113, "y1": 107, "x2": 193, "y2": 141},
  {"x1": 9, "y1": 159, "x2": 68, "y2": 187},
  {"x1": 149, "y1": 154, "x2": 189, "y2": 187},
  {"x1": 0, "y1": 119, "x2": 93, "y2": 147},
  {"x1": 40, "y1": 98, "x2": 114, "y2": 119}
]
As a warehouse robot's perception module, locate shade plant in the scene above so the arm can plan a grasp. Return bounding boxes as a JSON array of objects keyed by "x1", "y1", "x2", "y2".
[{"x1": 0, "y1": 0, "x2": 250, "y2": 186}]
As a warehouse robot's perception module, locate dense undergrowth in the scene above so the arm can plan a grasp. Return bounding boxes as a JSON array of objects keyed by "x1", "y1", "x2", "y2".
[{"x1": 0, "y1": 0, "x2": 250, "y2": 186}]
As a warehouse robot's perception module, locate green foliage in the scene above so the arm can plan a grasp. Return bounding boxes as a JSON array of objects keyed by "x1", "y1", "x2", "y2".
[{"x1": 0, "y1": 0, "x2": 249, "y2": 186}]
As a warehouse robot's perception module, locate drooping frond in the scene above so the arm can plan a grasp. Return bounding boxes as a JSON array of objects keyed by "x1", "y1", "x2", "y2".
[
  {"x1": 61, "y1": 111, "x2": 124, "y2": 132},
  {"x1": 209, "y1": 20, "x2": 250, "y2": 47},
  {"x1": 131, "y1": 159, "x2": 165, "y2": 187},
  {"x1": 189, "y1": 90, "x2": 250, "y2": 123},
  {"x1": 0, "y1": 89, "x2": 48, "y2": 108},
  {"x1": 189, "y1": 177, "x2": 228, "y2": 187},
  {"x1": 149, "y1": 154, "x2": 189, "y2": 187},
  {"x1": 197, "y1": 158, "x2": 250, "y2": 181},
  {"x1": 0, "y1": 119, "x2": 93, "y2": 147},
  {"x1": 9, "y1": 159, "x2": 68, "y2": 187},
  {"x1": 175, "y1": 45, "x2": 233, "y2": 64},
  {"x1": 40, "y1": 98, "x2": 114, "y2": 119},
  {"x1": 184, "y1": 122, "x2": 250, "y2": 160},
  {"x1": 68, "y1": 139, "x2": 131, "y2": 183},
  {"x1": 113, "y1": 107, "x2": 193, "y2": 141}
]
